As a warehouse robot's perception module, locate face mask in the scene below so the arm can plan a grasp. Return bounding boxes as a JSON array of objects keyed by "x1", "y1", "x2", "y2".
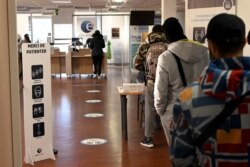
[{"x1": 208, "y1": 48, "x2": 215, "y2": 60}]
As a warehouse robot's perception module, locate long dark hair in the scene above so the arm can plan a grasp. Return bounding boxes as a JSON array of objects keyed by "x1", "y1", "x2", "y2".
[
  {"x1": 92, "y1": 30, "x2": 103, "y2": 38},
  {"x1": 24, "y1": 34, "x2": 31, "y2": 43}
]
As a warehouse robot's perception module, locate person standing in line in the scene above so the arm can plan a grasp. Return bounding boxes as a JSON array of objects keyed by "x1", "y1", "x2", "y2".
[
  {"x1": 17, "y1": 34, "x2": 23, "y2": 79},
  {"x1": 89, "y1": 30, "x2": 105, "y2": 79},
  {"x1": 19, "y1": 33, "x2": 31, "y2": 79},
  {"x1": 170, "y1": 13, "x2": 250, "y2": 167},
  {"x1": 154, "y1": 18, "x2": 209, "y2": 144},
  {"x1": 134, "y1": 25, "x2": 168, "y2": 148}
]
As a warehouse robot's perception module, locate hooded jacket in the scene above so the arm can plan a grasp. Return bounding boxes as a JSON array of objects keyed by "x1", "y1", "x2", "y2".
[
  {"x1": 154, "y1": 40, "x2": 209, "y2": 116},
  {"x1": 134, "y1": 32, "x2": 166, "y2": 71},
  {"x1": 171, "y1": 57, "x2": 250, "y2": 166},
  {"x1": 89, "y1": 34, "x2": 105, "y2": 56}
]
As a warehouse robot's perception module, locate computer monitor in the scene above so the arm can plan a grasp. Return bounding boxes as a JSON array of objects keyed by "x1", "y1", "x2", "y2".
[
  {"x1": 72, "y1": 37, "x2": 80, "y2": 45},
  {"x1": 130, "y1": 11, "x2": 155, "y2": 25}
]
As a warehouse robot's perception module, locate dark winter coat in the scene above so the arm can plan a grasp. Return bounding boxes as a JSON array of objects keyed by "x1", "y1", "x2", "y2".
[{"x1": 89, "y1": 34, "x2": 105, "y2": 56}]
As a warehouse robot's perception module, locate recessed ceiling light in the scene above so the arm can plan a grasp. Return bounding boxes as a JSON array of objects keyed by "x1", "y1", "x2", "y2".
[
  {"x1": 111, "y1": 5, "x2": 118, "y2": 9},
  {"x1": 112, "y1": 0, "x2": 126, "y2": 3},
  {"x1": 51, "y1": 0, "x2": 72, "y2": 4}
]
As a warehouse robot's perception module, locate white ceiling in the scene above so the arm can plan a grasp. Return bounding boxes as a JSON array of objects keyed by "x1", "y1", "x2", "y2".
[{"x1": 16, "y1": 0, "x2": 185, "y2": 13}]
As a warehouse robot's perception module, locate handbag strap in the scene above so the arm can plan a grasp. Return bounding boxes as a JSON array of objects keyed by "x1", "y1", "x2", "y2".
[
  {"x1": 195, "y1": 91, "x2": 250, "y2": 147},
  {"x1": 169, "y1": 51, "x2": 187, "y2": 87}
]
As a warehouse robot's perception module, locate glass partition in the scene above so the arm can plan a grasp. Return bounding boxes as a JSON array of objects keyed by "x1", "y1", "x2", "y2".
[
  {"x1": 32, "y1": 16, "x2": 52, "y2": 43},
  {"x1": 54, "y1": 24, "x2": 72, "y2": 53}
]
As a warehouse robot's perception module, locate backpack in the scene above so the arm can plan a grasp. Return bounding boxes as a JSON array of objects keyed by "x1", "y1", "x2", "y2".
[
  {"x1": 145, "y1": 42, "x2": 168, "y2": 81},
  {"x1": 170, "y1": 91, "x2": 250, "y2": 167}
]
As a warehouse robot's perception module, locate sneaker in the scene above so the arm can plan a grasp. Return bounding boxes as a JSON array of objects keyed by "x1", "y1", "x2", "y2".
[
  {"x1": 98, "y1": 76, "x2": 102, "y2": 79},
  {"x1": 140, "y1": 137, "x2": 154, "y2": 148},
  {"x1": 92, "y1": 74, "x2": 97, "y2": 79}
]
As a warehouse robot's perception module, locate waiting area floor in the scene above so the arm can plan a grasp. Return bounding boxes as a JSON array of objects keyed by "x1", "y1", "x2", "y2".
[{"x1": 21, "y1": 66, "x2": 171, "y2": 167}]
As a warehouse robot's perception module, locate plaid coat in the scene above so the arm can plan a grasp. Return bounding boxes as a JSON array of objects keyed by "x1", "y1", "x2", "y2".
[{"x1": 133, "y1": 32, "x2": 166, "y2": 71}]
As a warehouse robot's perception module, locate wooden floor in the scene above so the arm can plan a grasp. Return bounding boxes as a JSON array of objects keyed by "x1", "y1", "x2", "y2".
[{"x1": 22, "y1": 66, "x2": 171, "y2": 167}]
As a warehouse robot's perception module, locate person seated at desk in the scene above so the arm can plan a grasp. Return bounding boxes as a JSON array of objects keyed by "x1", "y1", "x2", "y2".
[
  {"x1": 85, "y1": 37, "x2": 93, "y2": 48},
  {"x1": 72, "y1": 38, "x2": 83, "y2": 52}
]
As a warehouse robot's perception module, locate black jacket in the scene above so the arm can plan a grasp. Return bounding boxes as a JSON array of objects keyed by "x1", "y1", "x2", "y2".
[{"x1": 89, "y1": 35, "x2": 105, "y2": 56}]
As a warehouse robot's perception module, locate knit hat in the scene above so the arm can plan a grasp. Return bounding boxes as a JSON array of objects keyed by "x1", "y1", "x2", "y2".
[
  {"x1": 152, "y1": 24, "x2": 164, "y2": 33},
  {"x1": 94, "y1": 30, "x2": 100, "y2": 35},
  {"x1": 163, "y1": 17, "x2": 187, "y2": 43},
  {"x1": 206, "y1": 13, "x2": 245, "y2": 44}
]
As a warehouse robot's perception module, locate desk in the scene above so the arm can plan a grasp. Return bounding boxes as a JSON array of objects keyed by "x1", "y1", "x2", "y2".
[
  {"x1": 117, "y1": 86, "x2": 144, "y2": 140},
  {"x1": 51, "y1": 54, "x2": 66, "y2": 78},
  {"x1": 71, "y1": 53, "x2": 107, "y2": 76}
]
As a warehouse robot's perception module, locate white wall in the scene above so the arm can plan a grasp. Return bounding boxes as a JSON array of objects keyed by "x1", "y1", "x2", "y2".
[
  {"x1": 17, "y1": 14, "x2": 30, "y2": 39},
  {"x1": 52, "y1": 10, "x2": 73, "y2": 24},
  {"x1": 52, "y1": 11, "x2": 73, "y2": 52},
  {"x1": 102, "y1": 15, "x2": 130, "y2": 64},
  {"x1": 161, "y1": 0, "x2": 176, "y2": 23},
  {"x1": 177, "y1": 11, "x2": 185, "y2": 32},
  {"x1": 237, "y1": 0, "x2": 250, "y2": 56}
]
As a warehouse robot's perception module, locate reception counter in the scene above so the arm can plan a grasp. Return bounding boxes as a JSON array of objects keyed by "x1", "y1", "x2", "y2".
[
  {"x1": 51, "y1": 52, "x2": 66, "y2": 78},
  {"x1": 71, "y1": 53, "x2": 107, "y2": 76},
  {"x1": 51, "y1": 48, "x2": 107, "y2": 78},
  {"x1": 51, "y1": 55, "x2": 65, "y2": 74}
]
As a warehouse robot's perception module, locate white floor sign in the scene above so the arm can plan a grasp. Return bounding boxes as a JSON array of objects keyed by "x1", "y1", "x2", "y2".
[{"x1": 22, "y1": 43, "x2": 55, "y2": 165}]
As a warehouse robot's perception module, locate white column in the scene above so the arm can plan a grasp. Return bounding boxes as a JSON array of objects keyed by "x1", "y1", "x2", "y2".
[
  {"x1": 236, "y1": 0, "x2": 250, "y2": 55},
  {"x1": 0, "y1": 0, "x2": 22, "y2": 166},
  {"x1": 161, "y1": 0, "x2": 177, "y2": 24}
]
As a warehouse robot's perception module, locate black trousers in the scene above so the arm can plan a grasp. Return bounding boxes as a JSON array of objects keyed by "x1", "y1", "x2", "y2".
[{"x1": 92, "y1": 55, "x2": 103, "y2": 76}]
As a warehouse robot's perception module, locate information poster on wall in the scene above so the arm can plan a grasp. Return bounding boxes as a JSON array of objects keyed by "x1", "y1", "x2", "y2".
[
  {"x1": 74, "y1": 16, "x2": 97, "y2": 44},
  {"x1": 129, "y1": 26, "x2": 149, "y2": 68},
  {"x1": 186, "y1": 0, "x2": 236, "y2": 44},
  {"x1": 22, "y1": 43, "x2": 55, "y2": 165}
]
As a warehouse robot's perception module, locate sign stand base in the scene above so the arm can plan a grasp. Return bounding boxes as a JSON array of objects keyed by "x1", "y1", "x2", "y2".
[
  {"x1": 24, "y1": 144, "x2": 56, "y2": 165},
  {"x1": 25, "y1": 147, "x2": 34, "y2": 165}
]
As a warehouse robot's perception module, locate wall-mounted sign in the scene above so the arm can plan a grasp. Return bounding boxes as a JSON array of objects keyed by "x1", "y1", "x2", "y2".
[
  {"x1": 22, "y1": 43, "x2": 55, "y2": 165},
  {"x1": 186, "y1": 0, "x2": 236, "y2": 44},
  {"x1": 112, "y1": 28, "x2": 120, "y2": 38},
  {"x1": 193, "y1": 27, "x2": 206, "y2": 43},
  {"x1": 223, "y1": 0, "x2": 233, "y2": 10},
  {"x1": 75, "y1": 17, "x2": 97, "y2": 37},
  {"x1": 81, "y1": 20, "x2": 95, "y2": 33}
]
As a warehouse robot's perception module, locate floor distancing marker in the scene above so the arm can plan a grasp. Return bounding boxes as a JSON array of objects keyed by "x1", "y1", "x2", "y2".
[
  {"x1": 85, "y1": 100, "x2": 102, "y2": 103},
  {"x1": 80, "y1": 138, "x2": 107, "y2": 145},
  {"x1": 84, "y1": 113, "x2": 104, "y2": 118}
]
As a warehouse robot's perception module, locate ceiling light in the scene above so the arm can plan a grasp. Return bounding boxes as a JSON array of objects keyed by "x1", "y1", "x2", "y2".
[
  {"x1": 111, "y1": 5, "x2": 118, "y2": 9},
  {"x1": 112, "y1": 0, "x2": 126, "y2": 2},
  {"x1": 105, "y1": 0, "x2": 127, "y2": 11},
  {"x1": 51, "y1": 0, "x2": 72, "y2": 4}
]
